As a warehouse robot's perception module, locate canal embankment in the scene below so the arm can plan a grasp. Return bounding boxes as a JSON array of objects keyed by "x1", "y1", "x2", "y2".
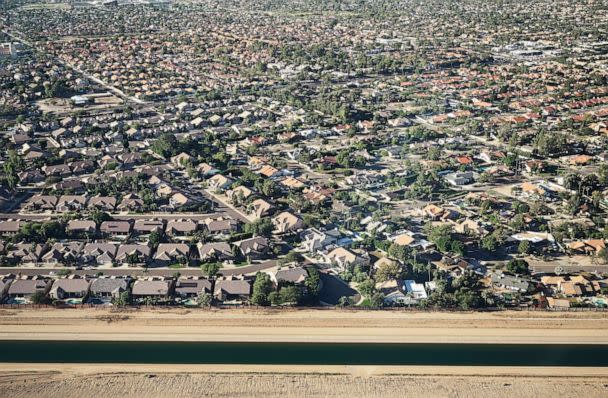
[{"x1": 1, "y1": 308, "x2": 608, "y2": 344}]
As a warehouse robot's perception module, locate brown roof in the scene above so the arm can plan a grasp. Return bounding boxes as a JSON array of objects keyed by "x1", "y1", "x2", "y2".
[
  {"x1": 8, "y1": 279, "x2": 50, "y2": 295},
  {"x1": 133, "y1": 219, "x2": 164, "y2": 233},
  {"x1": 51, "y1": 278, "x2": 90, "y2": 293},
  {"x1": 100, "y1": 221, "x2": 131, "y2": 234},
  {"x1": 175, "y1": 277, "x2": 212, "y2": 295},
  {"x1": 0, "y1": 220, "x2": 21, "y2": 233},
  {"x1": 67, "y1": 220, "x2": 96, "y2": 232},
  {"x1": 214, "y1": 278, "x2": 251, "y2": 296},
  {"x1": 132, "y1": 280, "x2": 172, "y2": 296}
]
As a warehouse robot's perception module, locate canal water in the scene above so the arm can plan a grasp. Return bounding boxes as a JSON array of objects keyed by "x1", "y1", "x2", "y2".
[{"x1": 1, "y1": 341, "x2": 608, "y2": 366}]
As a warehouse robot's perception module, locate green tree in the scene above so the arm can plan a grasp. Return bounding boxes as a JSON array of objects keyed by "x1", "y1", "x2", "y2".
[
  {"x1": 90, "y1": 209, "x2": 112, "y2": 225},
  {"x1": 197, "y1": 292, "x2": 213, "y2": 307},
  {"x1": 280, "y1": 251, "x2": 302, "y2": 265},
  {"x1": 455, "y1": 288, "x2": 483, "y2": 309},
  {"x1": 151, "y1": 133, "x2": 178, "y2": 158},
  {"x1": 3, "y1": 150, "x2": 24, "y2": 190},
  {"x1": 387, "y1": 243, "x2": 410, "y2": 262},
  {"x1": 517, "y1": 240, "x2": 531, "y2": 255},
  {"x1": 369, "y1": 292, "x2": 385, "y2": 307},
  {"x1": 260, "y1": 179, "x2": 279, "y2": 197},
  {"x1": 358, "y1": 278, "x2": 376, "y2": 297},
  {"x1": 251, "y1": 272, "x2": 274, "y2": 306},
  {"x1": 481, "y1": 234, "x2": 499, "y2": 251},
  {"x1": 534, "y1": 131, "x2": 567, "y2": 157},
  {"x1": 338, "y1": 296, "x2": 354, "y2": 307},
  {"x1": 112, "y1": 291, "x2": 131, "y2": 306},
  {"x1": 305, "y1": 267, "x2": 321, "y2": 298},
  {"x1": 31, "y1": 291, "x2": 50, "y2": 305},
  {"x1": 269, "y1": 291, "x2": 281, "y2": 305},
  {"x1": 374, "y1": 261, "x2": 404, "y2": 282},
  {"x1": 243, "y1": 218, "x2": 274, "y2": 237},
  {"x1": 201, "y1": 262, "x2": 221, "y2": 278},
  {"x1": 450, "y1": 240, "x2": 466, "y2": 256},
  {"x1": 425, "y1": 224, "x2": 454, "y2": 253},
  {"x1": 45, "y1": 78, "x2": 69, "y2": 98},
  {"x1": 506, "y1": 259, "x2": 530, "y2": 275},
  {"x1": 149, "y1": 230, "x2": 163, "y2": 248},
  {"x1": 599, "y1": 164, "x2": 608, "y2": 187},
  {"x1": 279, "y1": 285, "x2": 300, "y2": 305}
]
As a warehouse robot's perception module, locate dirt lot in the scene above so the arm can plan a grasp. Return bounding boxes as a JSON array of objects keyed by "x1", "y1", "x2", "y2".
[{"x1": 1, "y1": 366, "x2": 607, "y2": 398}]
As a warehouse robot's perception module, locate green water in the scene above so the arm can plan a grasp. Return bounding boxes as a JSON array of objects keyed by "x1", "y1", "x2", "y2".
[{"x1": 1, "y1": 341, "x2": 607, "y2": 366}]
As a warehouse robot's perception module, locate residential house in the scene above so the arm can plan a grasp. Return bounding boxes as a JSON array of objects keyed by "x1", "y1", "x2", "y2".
[
  {"x1": 49, "y1": 276, "x2": 91, "y2": 301},
  {"x1": 41, "y1": 242, "x2": 83, "y2": 265},
  {"x1": 566, "y1": 239, "x2": 606, "y2": 256},
  {"x1": 214, "y1": 276, "x2": 251, "y2": 303},
  {"x1": 375, "y1": 280, "x2": 409, "y2": 305},
  {"x1": 117, "y1": 193, "x2": 144, "y2": 212},
  {"x1": 6, "y1": 277, "x2": 51, "y2": 303},
  {"x1": 0, "y1": 220, "x2": 21, "y2": 236},
  {"x1": 196, "y1": 162, "x2": 219, "y2": 177},
  {"x1": 153, "y1": 243, "x2": 191, "y2": 267},
  {"x1": 257, "y1": 164, "x2": 281, "y2": 179},
  {"x1": 271, "y1": 266, "x2": 308, "y2": 285},
  {"x1": 100, "y1": 221, "x2": 132, "y2": 237},
  {"x1": 422, "y1": 204, "x2": 455, "y2": 220},
  {"x1": 115, "y1": 244, "x2": 152, "y2": 264},
  {"x1": 404, "y1": 280, "x2": 428, "y2": 300},
  {"x1": 491, "y1": 272, "x2": 532, "y2": 293},
  {"x1": 233, "y1": 236, "x2": 269, "y2": 259},
  {"x1": 453, "y1": 219, "x2": 488, "y2": 236},
  {"x1": 82, "y1": 243, "x2": 118, "y2": 265},
  {"x1": 392, "y1": 233, "x2": 416, "y2": 247},
  {"x1": 131, "y1": 278, "x2": 174, "y2": 304},
  {"x1": 89, "y1": 277, "x2": 130, "y2": 303},
  {"x1": 272, "y1": 211, "x2": 304, "y2": 234},
  {"x1": 300, "y1": 228, "x2": 339, "y2": 253},
  {"x1": 171, "y1": 152, "x2": 193, "y2": 168},
  {"x1": 88, "y1": 196, "x2": 117, "y2": 212},
  {"x1": 519, "y1": 182, "x2": 551, "y2": 199},
  {"x1": 25, "y1": 195, "x2": 58, "y2": 212},
  {"x1": 0, "y1": 275, "x2": 15, "y2": 302},
  {"x1": 70, "y1": 160, "x2": 95, "y2": 175},
  {"x1": 165, "y1": 219, "x2": 198, "y2": 237},
  {"x1": 18, "y1": 170, "x2": 44, "y2": 184},
  {"x1": 133, "y1": 219, "x2": 164, "y2": 235},
  {"x1": 6, "y1": 244, "x2": 46, "y2": 264},
  {"x1": 203, "y1": 218, "x2": 239, "y2": 236},
  {"x1": 326, "y1": 247, "x2": 369, "y2": 270},
  {"x1": 42, "y1": 164, "x2": 71, "y2": 177},
  {"x1": 373, "y1": 257, "x2": 399, "y2": 271},
  {"x1": 249, "y1": 198, "x2": 274, "y2": 219},
  {"x1": 66, "y1": 220, "x2": 96, "y2": 235},
  {"x1": 444, "y1": 171, "x2": 477, "y2": 186},
  {"x1": 56, "y1": 195, "x2": 87, "y2": 212},
  {"x1": 226, "y1": 185, "x2": 253, "y2": 204},
  {"x1": 207, "y1": 174, "x2": 233, "y2": 191},
  {"x1": 169, "y1": 192, "x2": 191, "y2": 208},
  {"x1": 174, "y1": 276, "x2": 212, "y2": 301},
  {"x1": 197, "y1": 242, "x2": 233, "y2": 261}
]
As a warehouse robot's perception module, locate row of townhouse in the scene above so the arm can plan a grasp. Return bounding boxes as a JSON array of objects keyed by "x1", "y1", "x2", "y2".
[
  {"x1": 0, "y1": 236, "x2": 270, "y2": 267},
  {"x1": 0, "y1": 265, "x2": 311, "y2": 305}
]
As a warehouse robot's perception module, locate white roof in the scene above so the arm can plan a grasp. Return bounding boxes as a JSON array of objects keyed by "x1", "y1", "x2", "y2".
[{"x1": 403, "y1": 280, "x2": 428, "y2": 299}]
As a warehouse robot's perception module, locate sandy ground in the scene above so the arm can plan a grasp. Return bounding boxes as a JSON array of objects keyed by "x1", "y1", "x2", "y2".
[
  {"x1": 0, "y1": 365, "x2": 608, "y2": 398},
  {"x1": 1, "y1": 308, "x2": 608, "y2": 344}
]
